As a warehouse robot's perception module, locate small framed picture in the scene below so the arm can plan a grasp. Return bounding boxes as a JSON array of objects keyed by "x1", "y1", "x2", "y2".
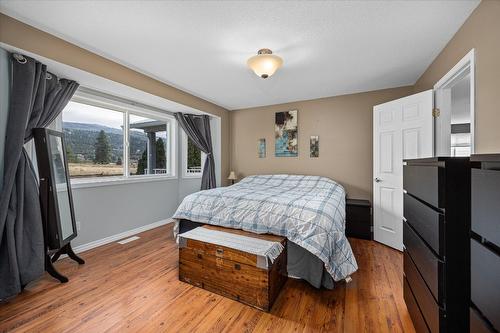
[
  {"x1": 310, "y1": 136, "x2": 319, "y2": 158},
  {"x1": 258, "y1": 138, "x2": 266, "y2": 158}
]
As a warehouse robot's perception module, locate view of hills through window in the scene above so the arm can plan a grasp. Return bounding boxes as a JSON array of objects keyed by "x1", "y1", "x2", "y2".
[{"x1": 61, "y1": 101, "x2": 169, "y2": 178}]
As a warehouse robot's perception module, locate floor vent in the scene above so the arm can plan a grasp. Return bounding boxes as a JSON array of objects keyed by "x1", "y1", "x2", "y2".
[{"x1": 117, "y1": 236, "x2": 140, "y2": 244}]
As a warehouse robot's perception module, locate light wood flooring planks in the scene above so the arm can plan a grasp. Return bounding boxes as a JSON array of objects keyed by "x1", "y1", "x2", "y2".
[{"x1": 0, "y1": 224, "x2": 415, "y2": 333}]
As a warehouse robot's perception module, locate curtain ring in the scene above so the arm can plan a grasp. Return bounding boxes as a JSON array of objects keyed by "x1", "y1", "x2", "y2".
[
  {"x1": 46, "y1": 73, "x2": 52, "y2": 80},
  {"x1": 13, "y1": 53, "x2": 27, "y2": 64}
]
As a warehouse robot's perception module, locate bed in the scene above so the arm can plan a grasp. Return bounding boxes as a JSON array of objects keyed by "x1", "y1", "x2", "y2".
[{"x1": 172, "y1": 174, "x2": 358, "y2": 289}]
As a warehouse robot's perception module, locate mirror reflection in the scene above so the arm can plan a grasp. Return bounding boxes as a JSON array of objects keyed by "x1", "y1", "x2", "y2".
[{"x1": 49, "y1": 134, "x2": 74, "y2": 240}]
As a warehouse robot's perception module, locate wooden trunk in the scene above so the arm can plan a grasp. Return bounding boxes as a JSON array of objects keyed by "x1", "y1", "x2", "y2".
[{"x1": 178, "y1": 225, "x2": 287, "y2": 312}]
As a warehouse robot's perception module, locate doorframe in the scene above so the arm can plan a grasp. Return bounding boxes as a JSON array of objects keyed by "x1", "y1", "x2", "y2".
[{"x1": 433, "y1": 48, "x2": 475, "y2": 155}]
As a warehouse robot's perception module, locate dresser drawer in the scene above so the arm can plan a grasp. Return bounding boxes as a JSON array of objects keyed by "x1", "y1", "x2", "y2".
[
  {"x1": 470, "y1": 306, "x2": 495, "y2": 333},
  {"x1": 404, "y1": 165, "x2": 443, "y2": 209},
  {"x1": 471, "y1": 239, "x2": 500, "y2": 331},
  {"x1": 404, "y1": 251, "x2": 441, "y2": 333},
  {"x1": 404, "y1": 277, "x2": 430, "y2": 333},
  {"x1": 472, "y1": 168, "x2": 500, "y2": 246},
  {"x1": 404, "y1": 193, "x2": 444, "y2": 256},
  {"x1": 403, "y1": 221, "x2": 442, "y2": 303}
]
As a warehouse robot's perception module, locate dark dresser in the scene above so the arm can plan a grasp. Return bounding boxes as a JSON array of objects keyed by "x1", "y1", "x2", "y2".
[
  {"x1": 346, "y1": 199, "x2": 372, "y2": 240},
  {"x1": 403, "y1": 157, "x2": 471, "y2": 333},
  {"x1": 470, "y1": 154, "x2": 500, "y2": 333}
]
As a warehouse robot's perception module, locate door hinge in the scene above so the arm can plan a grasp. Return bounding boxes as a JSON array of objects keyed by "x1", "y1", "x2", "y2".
[{"x1": 432, "y1": 108, "x2": 440, "y2": 118}]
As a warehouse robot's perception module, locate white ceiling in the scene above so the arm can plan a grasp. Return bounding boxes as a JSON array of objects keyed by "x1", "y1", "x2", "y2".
[{"x1": 0, "y1": 1, "x2": 479, "y2": 110}]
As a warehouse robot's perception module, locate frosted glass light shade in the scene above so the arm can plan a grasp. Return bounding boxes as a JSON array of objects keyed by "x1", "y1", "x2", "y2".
[
  {"x1": 247, "y1": 49, "x2": 283, "y2": 79},
  {"x1": 227, "y1": 171, "x2": 238, "y2": 180}
]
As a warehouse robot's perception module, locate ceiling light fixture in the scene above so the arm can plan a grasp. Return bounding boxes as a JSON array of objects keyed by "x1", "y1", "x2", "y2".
[{"x1": 247, "y1": 48, "x2": 283, "y2": 79}]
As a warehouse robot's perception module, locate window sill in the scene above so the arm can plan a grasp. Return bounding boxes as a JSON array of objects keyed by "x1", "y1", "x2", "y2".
[
  {"x1": 70, "y1": 175, "x2": 177, "y2": 189},
  {"x1": 182, "y1": 174, "x2": 203, "y2": 179}
]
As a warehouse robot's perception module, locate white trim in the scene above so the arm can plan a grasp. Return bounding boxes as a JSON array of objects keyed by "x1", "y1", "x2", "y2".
[
  {"x1": 169, "y1": 120, "x2": 178, "y2": 177},
  {"x1": 434, "y1": 49, "x2": 475, "y2": 154},
  {"x1": 434, "y1": 49, "x2": 475, "y2": 88},
  {"x1": 73, "y1": 88, "x2": 177, "y2": 121},
  {"x1": 70, "y1": 174, "x2": 177, "y2": 189},
  {"x1": 123, "y1": 110, "x2": 130, "y2": 177},
  {"x1": 72, "y1": 218, "x2": 174, "y2": 254}
]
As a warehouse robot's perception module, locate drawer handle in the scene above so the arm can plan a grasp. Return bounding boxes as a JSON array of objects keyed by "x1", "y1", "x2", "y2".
[
  {"x1": 216, "y1": 248, "x2": 224, "y2": 257},
  {"x1": 197, "y1": 253, "x2": 202, "y2": 260},
  {"x1": 234, "y1": 263, "x2": 241, "y2": 270}
]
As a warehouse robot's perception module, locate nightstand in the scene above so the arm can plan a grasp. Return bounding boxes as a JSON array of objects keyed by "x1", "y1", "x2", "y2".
[{"x1": 346, "y1": 199, "x2": 372, "y2": 240}]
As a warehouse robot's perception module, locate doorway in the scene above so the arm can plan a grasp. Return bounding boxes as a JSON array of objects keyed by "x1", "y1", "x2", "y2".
[
  {"x1": 434, "y1": 49, "x2": 475, "y2": 156},
  {"x1": 372, "y1": 49, "x2": 475, "y2": 251}
]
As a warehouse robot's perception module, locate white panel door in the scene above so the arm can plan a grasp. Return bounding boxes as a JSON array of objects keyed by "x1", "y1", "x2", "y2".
[{"x1": 373, "y1": 90, "x2": 433, "y2": 250}]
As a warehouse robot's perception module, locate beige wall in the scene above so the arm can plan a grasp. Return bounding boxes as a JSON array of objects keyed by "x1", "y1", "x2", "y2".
[
  {"x1": 414, "y1": 0, "x2": 500, "y2": 153},
  {"x1": 0, "y1": 13, "x2": 231, "y2": 185},
  {"x1": 230, "y1": 86, "x2": 413, "y2": 200}
]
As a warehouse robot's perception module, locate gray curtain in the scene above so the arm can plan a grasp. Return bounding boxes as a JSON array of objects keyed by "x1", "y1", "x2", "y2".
[
  {"x1": 0, "y1": 53, "x2": 79, "y2": 300},
  {"x1": 174, "y1": 113, "x2": 216, "y2": 190}
]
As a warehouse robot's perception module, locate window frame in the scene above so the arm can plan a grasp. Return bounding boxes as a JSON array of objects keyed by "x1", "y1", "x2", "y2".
[
  {"x1": 181, "y1": 131, "x2": 205, "y2": 179},
  {"x1": 60, "y1": 90, "x2": 177, "y2": 188}
]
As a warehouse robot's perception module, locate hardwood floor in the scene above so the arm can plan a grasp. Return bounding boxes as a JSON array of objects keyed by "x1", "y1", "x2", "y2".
[{"x1": 0, "y1": 224, "x2": 415, "y2": 333}]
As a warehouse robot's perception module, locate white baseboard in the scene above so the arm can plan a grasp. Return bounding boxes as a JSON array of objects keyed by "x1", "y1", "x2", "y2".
[{"x1": 72, "y1": 218, "x2": 174, "y2": 254}]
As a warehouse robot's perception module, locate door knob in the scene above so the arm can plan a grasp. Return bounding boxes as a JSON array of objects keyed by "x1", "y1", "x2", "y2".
[{"x1": 375, "y1": 178, "x2": 382, "y2": 183}]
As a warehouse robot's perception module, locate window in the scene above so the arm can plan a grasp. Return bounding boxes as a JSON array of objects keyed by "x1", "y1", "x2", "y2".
[
  {"x1": 60, "y1": 93, "x2": 175, "y2": 182},
  {"x1": 129, "y1": 114, "x2": 171, "y2": 176},
  {"x1": 182, "y1": 132, "x2": 204, "y2": 178},
  {"x1": 62, "y1": 102, "x2": 125, "y2": 178}
]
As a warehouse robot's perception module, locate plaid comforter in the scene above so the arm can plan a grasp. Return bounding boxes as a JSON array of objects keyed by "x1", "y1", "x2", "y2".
[{"x1": 173, "y1": 174, "x2": 358, "y2": 281}]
